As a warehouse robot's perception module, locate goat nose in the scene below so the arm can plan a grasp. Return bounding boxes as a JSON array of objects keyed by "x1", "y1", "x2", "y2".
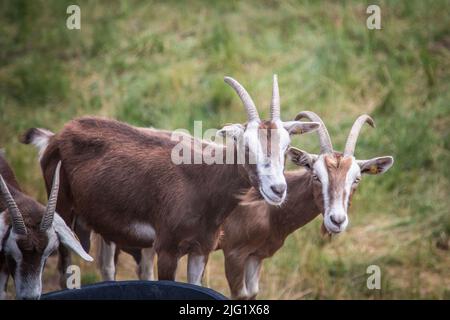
[
  {"x1": 330, "y1": 215, "x2": 346, "y2": 226},
  {"x1": 270, "y1": 184, "x2": 286, "y2": 197}
]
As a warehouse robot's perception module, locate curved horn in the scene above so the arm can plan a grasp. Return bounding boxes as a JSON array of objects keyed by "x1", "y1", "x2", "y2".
[
  {"x1": 40, "y1": 161, "x2": 62, "y2": 231},
  {"x1": 0, "y1": 175, "x2": 27, "y2": 235},
  {"x1": 270, "y1": 74, "x2": 280, "y2": 121},
  {"x1": 295, "y1": 111, "x2": 333, "y2": 154},
  {"x1": 224, "y1": 76, "x2": 260, "y2": 122},
  {"x1": 343, "y1": 115, "x2": 375, "y2": 156}
]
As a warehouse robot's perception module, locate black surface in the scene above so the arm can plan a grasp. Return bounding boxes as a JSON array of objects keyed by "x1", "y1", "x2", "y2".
[{"x1": 41, "y1": 280, "x2": 228, "y2": 300}]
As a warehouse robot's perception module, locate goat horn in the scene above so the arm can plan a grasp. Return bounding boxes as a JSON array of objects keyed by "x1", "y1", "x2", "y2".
[
  {"x1": 343, "y1": 115, "x2": 375, "y2": 156},
  {"x1": 0, "y1": 174, "x2": 27, "y2": 235},
  {"x1": 224, "y1": 76, "x2": 260, "y2": 122},
  {"x1": 295, "y1": 111, "x2": 333, "y2": 154},
  {"x1": 270, "y1": 74, "x2": 280, "y2": 121},
  {"x1": 40, "y1": 161, "x2": 62, "y2": 231}
]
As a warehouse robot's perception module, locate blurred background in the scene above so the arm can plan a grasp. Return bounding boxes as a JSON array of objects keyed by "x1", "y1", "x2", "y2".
[{"x1": 0, "y1": 0, "x2": 449, "y2": 299}]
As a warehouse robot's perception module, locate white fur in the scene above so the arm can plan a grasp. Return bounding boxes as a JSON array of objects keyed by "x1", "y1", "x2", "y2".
[
  {"x1": 313, "y1": 155, "x2": 330, "y2": 207},
  {"x1": 99, "y1": 239, "x2": 116, "y2": 281},
  {"x1": 244, "y1": 120, "x2": 289, "y2": 206},
  {"x1": 131, "y1": 222, "x2": 156, "y2": 243},
  {"x1": 4, "y1": 232, "x2": 27, "y2": 299},
  {"x1": 0, "y1": 211, "x2": 7, "y2": 251},
  {"x1": 236, "y1": 286, "x2": 249, "y2": 300},
  {"x1": 344, "y1": 158, "x2": 361, "y2": 211},
  {"x1": 187, "y1": 254, "x2": 206, "y2": 286},
  {"x1": 28, "y1": 128, "x2": 53, "y2": 161},
  {"x1": 138, "y1": 247, "x2": 156, "y2": 280},
  {"x1": 245, "y1": 256, "x2": 262, "y2": 298},
  {"x1": 314, "y1": 155, "x2": 342, "y2": 233},
  {"x1": 0, "y1": 213, "x2": 9, "y2": 299}
]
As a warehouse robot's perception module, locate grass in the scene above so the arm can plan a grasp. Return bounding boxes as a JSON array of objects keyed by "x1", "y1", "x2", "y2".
[{"x1": 0, "y1": 0, "x2": 449, "y2": 299}]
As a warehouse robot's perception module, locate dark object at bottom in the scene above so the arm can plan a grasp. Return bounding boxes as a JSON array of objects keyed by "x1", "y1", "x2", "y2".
[{"x1": 41, "y1": 280, "x2": 228, "y2": 300}]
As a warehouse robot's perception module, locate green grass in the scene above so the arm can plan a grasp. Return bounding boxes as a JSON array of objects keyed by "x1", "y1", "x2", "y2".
[{"x1": 0, "y1": 0, "x2": 449, "y2": 299}]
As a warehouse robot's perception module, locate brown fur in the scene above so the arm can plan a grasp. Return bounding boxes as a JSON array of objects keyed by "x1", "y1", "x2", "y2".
[
  {"x1": 218, "y1": 169, "x2": 319, "y2": 298},
  {"x1": 324, "y1": 153, "x2": 352, "y2": 206},
  {"x1": 218, "y1": 153, "x2": 358, "y2": 299},
  {"x1": 0, "y1": 155, "x2": 48, "y2": 230},
  {"x1": 258, "y1": 121, "x2": 278, "y2": 158}
]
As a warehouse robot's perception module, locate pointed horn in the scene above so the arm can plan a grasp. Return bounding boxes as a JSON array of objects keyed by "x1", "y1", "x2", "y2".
[
  {"x1": 0, "y1": 175, "x2": 27, "y2": 235},
  {"x1": 40, "y1": 161, "x2": 62, "y2": 231},
  {"x1": 295, "y1": 111, "x2": 333, "y2": 154},
  {"x1": 224, "y1": 76, "x2": 260, "y2": 122},
  {"x1": 270, "y1": 74, "x2": 280, "y2": 121},
  {"x1": 343, "y1": 115, "x2": 375, "y2": 156}
]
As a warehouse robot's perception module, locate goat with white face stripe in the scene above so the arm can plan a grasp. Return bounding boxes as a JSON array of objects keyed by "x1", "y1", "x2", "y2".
[
  {"x1": 290, "y1": 112, "x2": 394, "y2": 234},
  {"x1": 218, "y1": 75, "x2": 320, "y2": 205},
  {"x1": 0, "y1": 158, "x2": 92, "y2": 299}
]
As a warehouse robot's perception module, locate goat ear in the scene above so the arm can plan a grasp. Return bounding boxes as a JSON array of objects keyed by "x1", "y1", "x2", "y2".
[
  {"x1": 287, "y1": 147, "x2": 317, "y2": 169},
  {"x1": 283, "y1": 121, "x2": 320, "y2": 135},
  {"x1": 53, "y1": 213, "x2": 93, "y2": 262},
  {"x1": 216, "y1": 123, "x2": 245, "y2": 141},
  {"x1": 357, "y1": 156, "x2": 394, "y2": 175},
  {"x1": 0, "y1": 211, "x2": 7, "y2": 251}
]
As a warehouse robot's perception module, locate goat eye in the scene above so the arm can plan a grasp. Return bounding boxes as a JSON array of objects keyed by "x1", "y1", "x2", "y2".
[
  {"x1": 354, "y1": 177, "x2": 361, "y2": 184},
  {"x1": 312, "y1": 174, "x2": 321, "y2": 182}
]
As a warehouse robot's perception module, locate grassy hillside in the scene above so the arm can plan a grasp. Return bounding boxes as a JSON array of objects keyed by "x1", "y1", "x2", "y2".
[{"x1": 0, "y1": 0, "x2": 449, "y2": 299}]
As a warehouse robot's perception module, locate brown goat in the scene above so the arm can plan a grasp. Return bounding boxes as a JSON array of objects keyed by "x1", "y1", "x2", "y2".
[
  {"x1": 22, "y1": 76, "x2": 319, "y2": 286},
  {"x1": 0, "y1": 153, "x2": 92, "y2": 299}
]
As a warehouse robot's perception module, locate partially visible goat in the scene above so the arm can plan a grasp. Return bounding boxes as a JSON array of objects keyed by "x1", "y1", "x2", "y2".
[{"x1": 0, "y1": 154, "x2": 92, "y2": 299}]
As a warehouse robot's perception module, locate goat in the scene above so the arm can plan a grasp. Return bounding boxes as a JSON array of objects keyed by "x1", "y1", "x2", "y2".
[
  {"x1": 218, "y1": 112, "x2": 394, "y2": 299},
  {"x1": 0, "y1": 153, "x2": 92, "y2": 299},
  {"x1": 22, "y1": 76, "x2": 320, "y2": 286}
]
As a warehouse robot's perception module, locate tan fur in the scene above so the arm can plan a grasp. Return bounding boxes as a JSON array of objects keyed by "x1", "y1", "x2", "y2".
[{"x1": 324, "y1": 154, "x2": 353, "y2": 208}]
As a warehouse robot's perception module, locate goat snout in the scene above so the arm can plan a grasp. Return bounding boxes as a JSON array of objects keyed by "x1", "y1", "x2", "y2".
[
  {"x1": 330, "y1": 214, "x2": 346, "y2": 227},
  {"x1": 270, "y1": 184, "x2": 286, "y2": 198}
]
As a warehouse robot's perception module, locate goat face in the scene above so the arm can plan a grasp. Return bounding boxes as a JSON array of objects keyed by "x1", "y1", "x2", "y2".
[
  {"x1": 0, "y1": 211, "x2": 92, "y2": 300},
  {"x1": 246, "y1": 120, "x2": 319, "y2": 205},
  {"x1": 218, "y1": 75, "x2": 320, "y2": 206},
  {"x1": 288, "y1": 114, "x2": 394, "y2": 234},
  {"x1": 2, "y1": 215, "x2": 57, "y2": 300},
  {"x1": 0, "y1": 161, "x2": 92, "y2": 300}
]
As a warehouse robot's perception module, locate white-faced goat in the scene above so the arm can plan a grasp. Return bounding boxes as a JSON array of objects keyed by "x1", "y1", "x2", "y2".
[
  {"x1": 0, "y1": 155, "x2": 92, "y2": 300},
  {"x1": 22, "y1": 76, "x2": 320, "y2": 286},
  {"x1": 217, "y1": 112, "x2": 394, "y2": 299}
]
